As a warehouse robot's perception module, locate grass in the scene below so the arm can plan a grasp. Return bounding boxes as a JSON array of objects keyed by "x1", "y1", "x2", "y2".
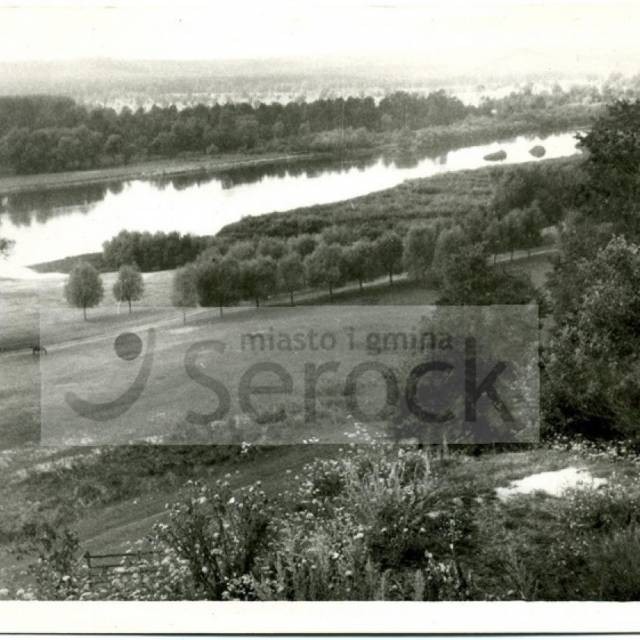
[
  {"x1": 0, "y1": 248, "x2": 555, "y2": 451},
  {"x1": 8, "y1": 438, "x2": 640, "y2": 600},
  {"x1": 0, "y1": 248, "x2": 554, "y2": 528}
]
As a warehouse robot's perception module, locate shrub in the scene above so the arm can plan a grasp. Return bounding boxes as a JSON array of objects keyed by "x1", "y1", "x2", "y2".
[{"x1": 156, "y1": 479, "x2": 273, "y2": 599}]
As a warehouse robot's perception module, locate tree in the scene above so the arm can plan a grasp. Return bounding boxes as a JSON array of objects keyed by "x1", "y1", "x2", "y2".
[
  {"x1": 375, "y1": 231, "x2": 404, "y2": 285},
  {"x1": 520, "y1": 202, "x2": 544, "y2": 256},
  {"x1": 195, "y1": 256, "x2": 241, "y2": 317},
  {"x1": 432, "y1": 225, "x2": 468, "y2": 276},
  {"x1": 502, "y1": 209, "x2": 525, "y2": 261},
  {"x1": 0, "y1": 237, "x2": 13, "y2": 258},
  {"x1": 112, "y1": 264, "x2": 144, "y2": 314},
  {"x1": 577, "y1": 100, "x2": 640, "y2": 236},
  {"x1": 64, "y1": 261, "x2": 104, "y2": 320},
  {"x1": 437, "y1": 243, "x2": 536, "y2": 305},
  {"x1": 171, "y1": 264, "x2": 199, "y2": 324},
  {"x1": 343, "y1": 241, "x2": 373, "y2": 292},
  {"x1": 321, "y1": 225, "x2": 355, "y2": 246},
  {"x1": 104, "y1": 133, "x2": 123, "y2": 159},
  {"x1": 226, "y1": 240, "x2": 256, "y2": 262},
  {"x1": 102, "y1": 230, "x2": 138, "y2": 269},
  {"x1": 257, "y1": 237, "x2": 286, "y2": 261},
  {"x1": 305, "y1": 243, "x2": 344, "y2": 300},
  {"x1": 484, "y1": 219, "x2": 504, "y2": 264},
  {"x1": 278, "y1": 252, "x2": 305, "y2": 305},
  {"x1": 287, "y1": 234, "x2": 316, "y2": 258},
  {"x1": 403, "y1": 225, "x2": 437, "y2": 282},
  {"x1": 546, "y1": 218, "x2": 613, "y2": 323},
  {"x1": 239, "y1": 256, "x2": 277, "y2": 307},
  {"x1": 545, "y1": 236, "x2": 640, "y2": 438}
]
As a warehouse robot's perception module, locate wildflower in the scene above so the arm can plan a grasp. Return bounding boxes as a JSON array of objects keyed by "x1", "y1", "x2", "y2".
[{"x1": 228, "y1": 497, "x2": 236, "y2": 505}]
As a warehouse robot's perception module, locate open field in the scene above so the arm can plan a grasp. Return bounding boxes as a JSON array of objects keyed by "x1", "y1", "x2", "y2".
[
  {"x1": 0, "y1": 250, "x2": 553, "y2": 585},
  {"x1": 0, "y1": 249, "x2": 555, "y2": 449}
]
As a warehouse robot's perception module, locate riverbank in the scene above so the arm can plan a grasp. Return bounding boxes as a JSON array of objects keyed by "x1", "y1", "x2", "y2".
[
  {"x1": 0, "y1": 104, "x2": 597, "y2": 198},
  {"x1": 0, "y1": 151, "x2": 329, "y2": 196},
  {"x1": 218, "y1": 154, "x2": 582, "y2": 241},
  {"x1": 26, "y1": 153, "x2": 578, "y2": 274}
]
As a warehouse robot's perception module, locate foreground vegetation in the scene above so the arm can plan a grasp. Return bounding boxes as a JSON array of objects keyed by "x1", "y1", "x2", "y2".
[{"x1": 8, "y1": 438, "x2": 640, "y2": 601}]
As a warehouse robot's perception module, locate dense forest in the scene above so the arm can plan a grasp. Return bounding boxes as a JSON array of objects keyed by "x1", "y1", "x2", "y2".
[{"x1": 0, "y1": 85, "x2": 600, "y2": 175}]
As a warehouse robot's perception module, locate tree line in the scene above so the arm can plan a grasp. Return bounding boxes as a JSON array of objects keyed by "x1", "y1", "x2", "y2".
[
  {"x1": 0, "y1": 84, "x2": 599, "y2": 175},
  {"x1": 169, "y1": 200, "x2": 549, "y2": 317},
  {"x1": 0, "y1": 92, "x2": 469, "y2": 174},
  {"x1": 66, "y1": 198, "x2": 547, "y2": 321},
  {"x1": 102, "y1": 230, "x2": 212, "y2": 272}
]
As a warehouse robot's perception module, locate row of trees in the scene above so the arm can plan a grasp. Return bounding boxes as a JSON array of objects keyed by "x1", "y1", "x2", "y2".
[
  {"x1": 169, "y1": 201, "x2": 548, "y2": 318},
  {"x1": 170, "y1": 232, "x2": 406, "y2": 319},
  {"x1": 64, "y1": 263, "x2": 144, "y2": 319}
]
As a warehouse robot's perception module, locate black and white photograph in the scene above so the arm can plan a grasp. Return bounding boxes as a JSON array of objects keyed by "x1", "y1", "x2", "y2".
[{"x1": 0, "y1": 0, "x2": 640, "y2": 628}]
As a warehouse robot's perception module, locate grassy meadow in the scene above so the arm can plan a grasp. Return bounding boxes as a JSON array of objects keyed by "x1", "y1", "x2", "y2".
[{"x1": 0, "y1": 244, "x2": 568, "y2": 599}]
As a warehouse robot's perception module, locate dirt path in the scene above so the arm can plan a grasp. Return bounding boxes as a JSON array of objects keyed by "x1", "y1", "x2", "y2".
[{"x1": 77, "y1": 445, "x2": 331, "y2": 552}]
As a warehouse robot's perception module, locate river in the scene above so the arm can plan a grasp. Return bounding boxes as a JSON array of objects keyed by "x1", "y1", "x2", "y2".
[{"x1": 0, "y1": 131, "x2": 581, "y2": 276}]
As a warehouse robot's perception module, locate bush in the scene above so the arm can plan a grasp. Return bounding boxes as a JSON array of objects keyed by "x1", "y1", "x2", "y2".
[{"x1": 156, "y1": 479, "x2": 273, "y2": 599}]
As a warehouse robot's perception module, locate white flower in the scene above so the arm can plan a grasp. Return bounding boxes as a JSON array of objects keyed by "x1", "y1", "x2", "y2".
[{"x1": 228, "y1": 496, "x2": 236, "y2": 505}]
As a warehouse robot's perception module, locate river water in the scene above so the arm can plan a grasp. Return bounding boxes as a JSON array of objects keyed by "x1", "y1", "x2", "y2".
[{"x1": 0, "y1": 131, "x2": 580, "y2": 276}]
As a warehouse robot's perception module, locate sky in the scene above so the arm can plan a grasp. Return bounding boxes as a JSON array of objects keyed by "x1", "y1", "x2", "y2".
[{"x1": 0, "y1": 0, "x2": 638, "y2": 76}]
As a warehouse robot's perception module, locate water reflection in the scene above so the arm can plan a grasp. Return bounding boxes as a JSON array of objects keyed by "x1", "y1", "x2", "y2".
[
  {"x1": 154, "y1": 155, "x2": 381, "y2": 193},
  {"x1": 0, "y1": 131, "x2": 581, "y2": 270},
  {"x1": 0, "y1": 181, "x2": 125, "y2": 227}
]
